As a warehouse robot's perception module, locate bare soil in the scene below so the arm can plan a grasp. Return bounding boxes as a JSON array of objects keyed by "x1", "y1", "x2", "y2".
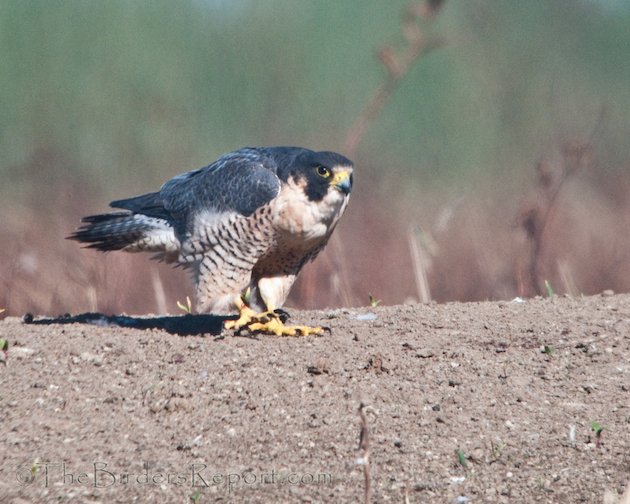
[{"x1": 1, "y1": 293, "x2": 630, "y2": 503}]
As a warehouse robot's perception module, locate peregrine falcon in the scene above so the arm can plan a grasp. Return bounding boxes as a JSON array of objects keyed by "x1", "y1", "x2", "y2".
[{"x1": 69, "y1": 146, "x2": 353, "y2": 335}]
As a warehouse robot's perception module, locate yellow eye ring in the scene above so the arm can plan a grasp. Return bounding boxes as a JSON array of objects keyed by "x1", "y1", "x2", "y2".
[{"x1": 316, "y1": 165, "x2": 331, "y2": 178}]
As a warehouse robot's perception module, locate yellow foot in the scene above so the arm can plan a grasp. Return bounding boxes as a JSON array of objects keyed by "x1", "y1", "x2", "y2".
[
  {"x1": 223, "y1": 305, "x2": 259, "y2": 331},
  {"x1": 248, "y1": 315, "x2": 328, "y2": 336},
  {"x1": 224, "y1": 308, "x2": 328, "y2": 337}
]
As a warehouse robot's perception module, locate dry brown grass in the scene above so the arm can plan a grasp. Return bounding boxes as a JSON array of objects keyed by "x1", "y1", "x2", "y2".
[{"x1": 3, "y1": 143, "x2": 630, "y2": 318}]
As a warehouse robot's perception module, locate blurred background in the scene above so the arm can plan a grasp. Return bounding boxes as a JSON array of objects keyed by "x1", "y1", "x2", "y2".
[{"x1": 2, "y1": 0, "x2": 630, "y2": 316}]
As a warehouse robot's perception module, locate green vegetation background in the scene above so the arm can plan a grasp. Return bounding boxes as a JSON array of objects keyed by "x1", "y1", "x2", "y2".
[{"x1": 3, "y1": 0, "x2": 629, "y2": 195}]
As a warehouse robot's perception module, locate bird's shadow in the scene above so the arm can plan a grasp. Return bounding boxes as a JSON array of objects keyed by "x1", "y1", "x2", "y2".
[{"x1": 24, "y1": 312, "x2": 235, "y2": 336}]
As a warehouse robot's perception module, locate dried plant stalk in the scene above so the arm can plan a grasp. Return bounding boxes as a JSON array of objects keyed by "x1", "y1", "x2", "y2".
[
  {"x1": 357, "y1": 402, "x2": 372, "y2": 504},
  {"x1": 343, "y1": 0, "x2": 446, "y2": 158}
]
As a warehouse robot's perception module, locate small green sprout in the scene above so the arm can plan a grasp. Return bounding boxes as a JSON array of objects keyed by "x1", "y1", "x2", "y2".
[
  {"x1": 490, "y1": 440, "x2": 506, "y2": 461},
  {"x1": 543, "y1": 345, "x2": 555, "y2": 357},
  {"x1": 190, "y1": 489, "x2": 202, "y2": 503},
  {"x1": 591, "y1": 421, "x2": 605, "y2": 448},
  {"x1": 368, "y1": 293, "x2": 381, "y2": 308},
  {"x1": 0, "y1": 338, "x2": 8, "y2": 365},
  {"x1": 456, "y1": 449, "x2": 467, "y2": 468},
  {"x1": 591, "y1": 421, "x2": 603, "y2": 434},
  {"x1": 544, "y1": 280, "x2": 555, "y2": 297},
  {"x1": 176, "y1": 296, "x2": 193, "y2": 314}
]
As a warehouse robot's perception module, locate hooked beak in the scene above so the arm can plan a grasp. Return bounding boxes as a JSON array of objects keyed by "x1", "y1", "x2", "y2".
[{"x1": 331, "y1": 169, "x2": 352, "y2": 195}]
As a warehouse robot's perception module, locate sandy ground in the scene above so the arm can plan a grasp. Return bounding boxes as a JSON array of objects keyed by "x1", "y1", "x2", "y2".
[{"x1": 1, "y1": 293, "x2": 630, "y2": 503}]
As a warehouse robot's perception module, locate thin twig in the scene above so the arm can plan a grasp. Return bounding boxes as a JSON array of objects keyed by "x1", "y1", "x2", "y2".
[
  {"x1": 151, "y1": 268, "x2": 168, "y2": 314},
  {"x1": 358, "y1": 402, "x2": 372, "y2": 504},
  {"x1": 343, "y1": 1, "x2": 446, "y2": 158},
  {"x1": 518, "y1": 108, "x2": 606, "y2": 296},
  {"x1": 408, "y1": 225, "x2": 433, "y2": 302}
]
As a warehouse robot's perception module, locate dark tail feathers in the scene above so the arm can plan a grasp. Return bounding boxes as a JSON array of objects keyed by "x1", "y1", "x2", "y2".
[{"x1": 68, "y1": 212, "x2": 159, "y2": 252}]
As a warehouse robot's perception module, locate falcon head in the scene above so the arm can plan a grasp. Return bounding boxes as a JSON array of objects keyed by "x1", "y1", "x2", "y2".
[
  {"x1": 299, "y1": 150, "x2": 353, "y2": 201},
  {"x1": 268, "y1": 148, "x2": 353, "y2": 242},
  {"x1": 278, "y1": 149, "x2": 353, "y2": 201}
]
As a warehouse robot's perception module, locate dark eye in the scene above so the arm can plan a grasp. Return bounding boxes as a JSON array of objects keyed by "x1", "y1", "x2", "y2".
[{"x1": 316, "y1": 165, "x2": 331, "y2": 178}]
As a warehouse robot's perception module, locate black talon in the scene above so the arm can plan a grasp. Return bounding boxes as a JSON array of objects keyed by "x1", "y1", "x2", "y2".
[
  {"x1": 273, "y1": 309, "x2": 290, "y2": 323},
  {"x1": 322, "y1": 326, "x2": 332, "y2": 334}
]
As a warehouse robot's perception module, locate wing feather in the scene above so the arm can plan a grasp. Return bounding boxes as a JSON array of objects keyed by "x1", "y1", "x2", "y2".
[
  {"x1": 105, "y1": 148, "x2": 284, "y2": 239},
  {"x1": 160, "y1": 149, "x2": 282, "y2": 229}
]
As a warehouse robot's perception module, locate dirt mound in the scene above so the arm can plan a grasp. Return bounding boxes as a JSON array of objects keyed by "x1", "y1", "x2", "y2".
[{"x1": 2, "y1": 293, "x2": 630, "y2": 503}]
